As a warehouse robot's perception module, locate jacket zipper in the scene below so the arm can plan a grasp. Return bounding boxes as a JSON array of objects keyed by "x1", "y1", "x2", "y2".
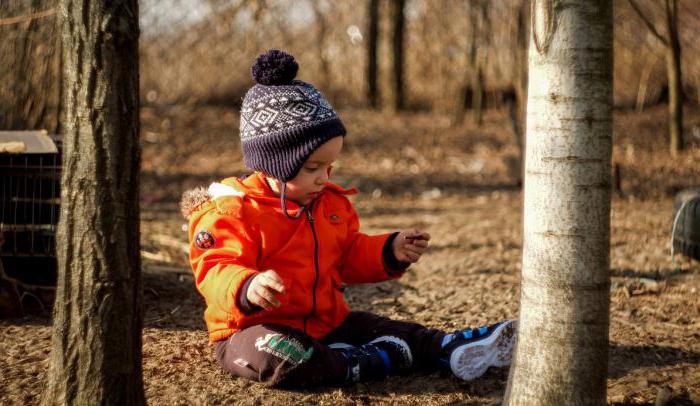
[{"x1": 303, "y1": 207, "x2": 320, "y2": 335}]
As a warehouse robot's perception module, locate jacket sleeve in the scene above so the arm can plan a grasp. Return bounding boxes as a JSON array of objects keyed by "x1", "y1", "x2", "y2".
[
  {"x1": 188, "y1": 204, "x2": 260, "y2": 320},
  {"x1": 340, "y1": 206, "x2": 406, "y2": 284}
]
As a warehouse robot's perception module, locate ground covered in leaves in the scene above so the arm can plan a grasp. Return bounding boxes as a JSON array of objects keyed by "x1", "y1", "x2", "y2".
[{"x1": 1, "y1": 106, "x2": 699, "y2": 405}]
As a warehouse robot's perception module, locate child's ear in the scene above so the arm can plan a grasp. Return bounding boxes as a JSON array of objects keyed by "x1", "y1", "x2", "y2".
[{"x1": 326, "y1": 166, "x2": 333, "y2": 177}]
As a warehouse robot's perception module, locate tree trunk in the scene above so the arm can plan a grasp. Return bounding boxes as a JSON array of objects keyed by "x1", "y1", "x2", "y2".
[
  {"x1": 390, "y1": 0, "x2": 405, "y2": 111},
  {"x1": 665, "y1": 0, "x2": 683, "y2": 156},
  {"x1": 512, "y1": 0, "x2": 529, "y2": 173},
  {"x1": 0, "y1": 0, "x2": 61, "y2": 131},
  {"x1": 43, "y1": 0, "x2": 144, "y2": 404},
  {"x1": 472, "y1": 0, "x2": 489, "y2": 126},
  {"x1": 367, "y1": 0, "x2": 379, "y2": 109},
  {"x1": 452, "y1": 0, "x2": 480, "y2": 126},
  {"x1": 504, "y1": 0, "x2": 613, "y2": 405},
  {"x1": 312, "y1": 0, "x2": 331, "y2": 94}
]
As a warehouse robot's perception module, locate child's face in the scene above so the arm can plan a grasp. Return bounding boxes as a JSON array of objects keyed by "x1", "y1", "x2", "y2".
[{"x1": 283, "y1": 136, "x2": 344, "y2": 206}]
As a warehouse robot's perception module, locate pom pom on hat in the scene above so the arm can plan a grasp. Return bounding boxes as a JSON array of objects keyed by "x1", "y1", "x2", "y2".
[{"x1": 251, "y1": 49, "x2": 299, "y2": 86}]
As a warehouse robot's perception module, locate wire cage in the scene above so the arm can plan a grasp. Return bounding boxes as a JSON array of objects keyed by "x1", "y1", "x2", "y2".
[{"x1": 0, "y1": 131, "x2": 61, "y2": 287}]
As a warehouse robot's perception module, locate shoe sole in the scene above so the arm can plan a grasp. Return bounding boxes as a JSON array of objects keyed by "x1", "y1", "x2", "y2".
[{"x1": 449, "y1": 320, "x2": 517, "y2": 381}]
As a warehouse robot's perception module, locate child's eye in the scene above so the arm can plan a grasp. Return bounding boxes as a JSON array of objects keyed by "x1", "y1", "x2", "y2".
[{"x1": 304, "y1": 166, "x2": 320, "y2": 172}]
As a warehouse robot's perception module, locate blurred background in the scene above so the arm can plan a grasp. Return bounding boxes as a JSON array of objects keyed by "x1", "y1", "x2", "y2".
[
  {"x1": 2, "y1": 0, "x2": 700, "y2": 128},
  {"x1": 2, "y1": 2, "x2": 700, "y2": 404}
]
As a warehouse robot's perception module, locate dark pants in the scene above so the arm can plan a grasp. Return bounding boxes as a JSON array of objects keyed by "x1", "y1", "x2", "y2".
[{"x1": 214, "y1": 311, "x2": 446, "y2": 388}]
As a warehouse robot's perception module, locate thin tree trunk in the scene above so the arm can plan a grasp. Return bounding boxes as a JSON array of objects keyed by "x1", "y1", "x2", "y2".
[
  {"x1": 472, "y1": 0, "x2": 489, "y2": 126},
  {"x1": 665, "y1": 0, "x2": 683, "y2": 156},
  {"x1": 367, "y1": 0, "x2": 379, "y2": 109},
  {"x1": 43, "y1": 0, "x2": 144, "y2": 404},
  {"x1": 504, "y1": 0, "x2": 613, "y2": 404},
  {"x1": 452, "y1": 0, "x2": 479, "y2": 126},
  {"x1": 512, "y1": 0, "x2": 529, "y2": 182},
  {"x1": 390, "y1": 0, "x2": 405, "y2": 111},
  {"x1": 311, "y1": 0, "x2": 331, "y2": 93},
  {"x1": 635, "y1": 55, "x2": 656, "y2": 113}
]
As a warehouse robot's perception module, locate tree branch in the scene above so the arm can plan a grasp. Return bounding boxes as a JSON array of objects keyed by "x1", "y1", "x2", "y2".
[{"x1": 627, "y1": 0, "x2": 669, "y2": 47}]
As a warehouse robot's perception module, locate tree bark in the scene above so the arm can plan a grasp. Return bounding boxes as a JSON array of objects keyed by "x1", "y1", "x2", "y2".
[
  {"x1": 504, "y1": 0, "x2": 613, "y2": 405},
  {"x1": 665, "y1": 0, "x2": 683, "y2": 156},
  {"x1": 43, "y1": 0, "x2": 144, "y2": 404},
  {"x1": 367, "y1": 0, "x2": 379, "y2": 109},
  {"x1": 390, "y1": 0, "x2": 405, "y2": 111}
]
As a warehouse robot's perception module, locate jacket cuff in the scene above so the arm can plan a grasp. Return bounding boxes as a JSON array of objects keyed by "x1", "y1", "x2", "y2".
[
  {"x1": 237, "y1": 273, "x2": 262, "y2": 314},
  {"x1": 383, "y1": 232, "x2": 411, "y2": 275}
]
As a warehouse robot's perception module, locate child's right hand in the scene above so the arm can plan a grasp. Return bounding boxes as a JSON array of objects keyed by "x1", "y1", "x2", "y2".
[{"x1": 247, "y1": 270, "x2": 286, "y2": 310}]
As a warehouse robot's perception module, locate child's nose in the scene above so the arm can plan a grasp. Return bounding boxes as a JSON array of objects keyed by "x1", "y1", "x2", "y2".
[{"x1": 317, "y1": 168, "x2": 331, "y2": 184}]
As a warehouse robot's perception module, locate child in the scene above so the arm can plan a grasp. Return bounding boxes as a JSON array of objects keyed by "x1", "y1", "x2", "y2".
[{"x1": 181, "y1": 49, "x2": 516, "y2": 388}]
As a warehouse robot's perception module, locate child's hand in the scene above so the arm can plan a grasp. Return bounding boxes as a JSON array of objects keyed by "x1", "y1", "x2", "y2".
[
  {"x1": 247, "y1": 270, "x2": 286, "y2": 310},
  {"x1": 393, "y1": 230, "x2": 431, "y2": 263}
]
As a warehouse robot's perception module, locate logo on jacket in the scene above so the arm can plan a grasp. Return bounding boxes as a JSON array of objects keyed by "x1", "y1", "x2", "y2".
[
  {"x1": 194, "y1": 230, "x2": 216, "y2": 250},
  {"x1": 255, "y1": 333, "x2": 314, "y2": 365}
]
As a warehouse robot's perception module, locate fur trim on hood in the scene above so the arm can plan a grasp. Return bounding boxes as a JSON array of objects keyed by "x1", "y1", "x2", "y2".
[{"x1": 180, "y1": 187, "x2": 211, "y2": 219}]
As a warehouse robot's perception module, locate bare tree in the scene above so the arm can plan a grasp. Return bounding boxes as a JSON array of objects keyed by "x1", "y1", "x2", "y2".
[
  {"x1": 509, "y1": 0, "x2": 528, "y2": 177},
  {"x1": 367, "y1": 0, "x2": 380, "y2": 108},
  {"x1": 453, "y1": 0, "x2": 490, "y2": 127},
  {"x1": 627, "y1": 0, "x2": 684, "y2": 156},
  {"x1": 390, "y1": 0, "x2": 405, "y2": 111},
  {"x1": 311, "y1": 0, "x2": 332, "y2": 93},
  {"x1": 0, "y1": 2, "x2": 61, "y2": 131},
  {"x1": 42, "y1": 0, "x2": 144, "y2": 404},
  {"x1": 504, "y1": 0, "x2": 613, "y2": 404}
]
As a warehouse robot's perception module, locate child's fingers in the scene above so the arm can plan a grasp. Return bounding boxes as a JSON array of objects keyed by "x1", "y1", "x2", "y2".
[
  {"x1": 253, "y1": 286, "x2": 280, "y2": 308},
  {"x1": 260, "y1": 271, "x2": 285, "y2": 293},
  {"x1": 404, "y1": 230, "x2": 431, "y2": 242},
  {"x1": 404, "y1": 251, "x2": 420, "y2": 262},
  {"x1": 249, "y1": 289, "x2": 274, "y2": 310},
  {"x1": 409, "y1": 239, "x2": 428, "y2": 249},
  {"x1": 405, "y1": 245, "x2": 425, "y2": 255}
]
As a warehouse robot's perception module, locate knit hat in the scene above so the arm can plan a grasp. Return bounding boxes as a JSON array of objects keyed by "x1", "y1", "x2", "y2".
[{"x1": 240, "y1": 49, "x2": 346, "y2": 182}]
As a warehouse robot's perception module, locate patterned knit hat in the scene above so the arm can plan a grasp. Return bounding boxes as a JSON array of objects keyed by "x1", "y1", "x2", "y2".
[{"x1": 240, "y1": 49, "x2": 346, "y2": 182}]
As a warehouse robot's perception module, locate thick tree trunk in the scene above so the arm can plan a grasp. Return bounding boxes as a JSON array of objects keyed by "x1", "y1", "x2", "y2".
[
  {"x1": 504, "y1": 1, "x2": 613, "y2": 405},
  {"x1": 42, "y1": 0, "x2": 145, "y2": 404},
  {"x1": 367, "y1": 0, "x2": 379, "y2": 109},
  {"x1": 390, "y1": 0, "x2": 405, "y2": 111}
]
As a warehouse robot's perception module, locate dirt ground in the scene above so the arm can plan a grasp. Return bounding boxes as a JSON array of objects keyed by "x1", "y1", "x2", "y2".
[{"x1": 1, "y1": 105, "x2": 699, "y2": 405}]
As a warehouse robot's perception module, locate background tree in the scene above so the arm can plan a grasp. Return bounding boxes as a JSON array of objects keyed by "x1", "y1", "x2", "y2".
[
  {"x1": 367, "y1": 0, "x2": 380, "y2": 109},
  {"x1": 452, "y1": 0, "x2": 491, "y2": 127},
  {"x1": 508, "y1": 0, "x2": 529, "y2": 183},
  {"x1": 42, "y1": 0, "x2": 145, "y2": 404},
  {"x1": 390, "y1": 0, "x2": 405, "y2": 111},
  {"x1": 504, "y1": 0, "x2": 613, "y2": 404},
  {"x1": 0, "y1": 2, "x2": 61, "y2": 132},
  {"x1": 627, "y1": 0, "x2": 684, "y2": 156}
]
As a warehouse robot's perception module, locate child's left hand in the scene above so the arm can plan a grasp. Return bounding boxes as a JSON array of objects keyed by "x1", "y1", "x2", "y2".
[{"x1": 393, "y1": 229, "x2": 431, "y2": 263}]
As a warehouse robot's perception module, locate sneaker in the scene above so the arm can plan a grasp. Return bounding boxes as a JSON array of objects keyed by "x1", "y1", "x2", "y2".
[
  {"x1": 442, "y1": 320, "x2": 517, "y2": 380},
  {"x1": 368, "y1": 336, "x2": 413, "y2": 373},
  {"x1": 335, "y1": 336, "x2": 413, "y2": 383}
]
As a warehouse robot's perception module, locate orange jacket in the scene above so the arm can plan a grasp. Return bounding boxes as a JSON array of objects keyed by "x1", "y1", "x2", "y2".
[{"x1": 185, "y1": 172, "x2": 403, "y2": 342}]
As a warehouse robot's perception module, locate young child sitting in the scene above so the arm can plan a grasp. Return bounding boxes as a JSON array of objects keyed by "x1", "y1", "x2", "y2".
[{"x1": 181, "y1": 49, "x2": 516, "y2": 388}]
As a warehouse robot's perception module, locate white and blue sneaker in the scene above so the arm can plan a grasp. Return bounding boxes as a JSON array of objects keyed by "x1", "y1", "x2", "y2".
[{"x1": 440, "y1": 320, "x2": 517, "y2": 381}]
